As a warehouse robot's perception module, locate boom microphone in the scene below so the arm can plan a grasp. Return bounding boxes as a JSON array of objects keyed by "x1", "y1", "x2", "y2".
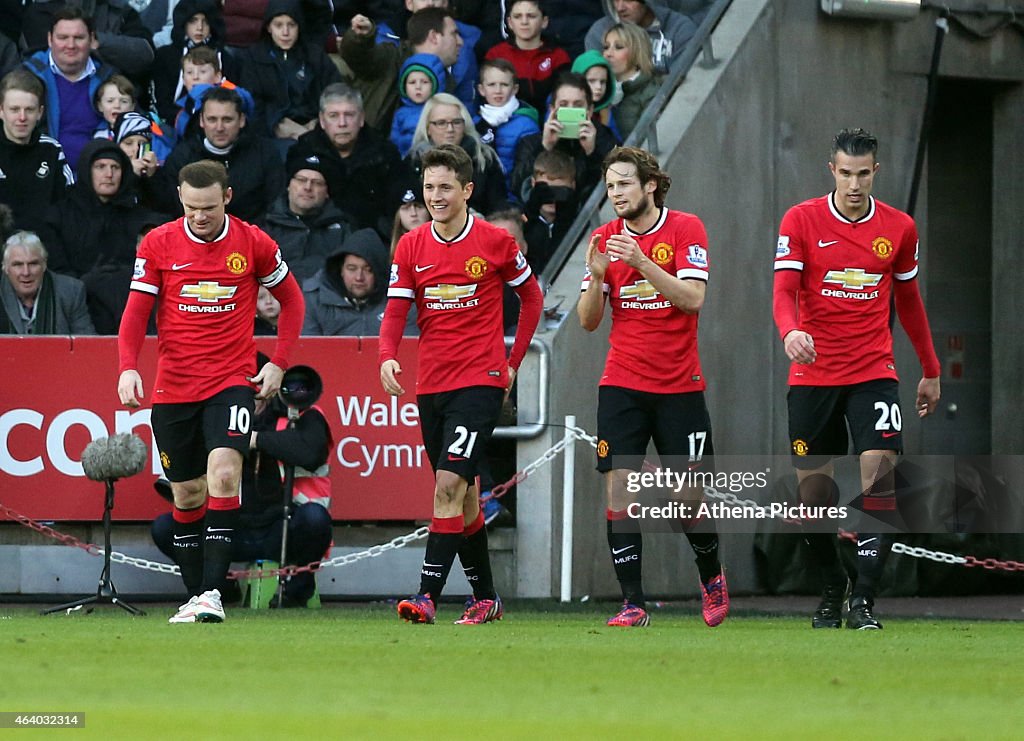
[{"x1": 81, "y1": 434, "x2": 148, "y2": 482}]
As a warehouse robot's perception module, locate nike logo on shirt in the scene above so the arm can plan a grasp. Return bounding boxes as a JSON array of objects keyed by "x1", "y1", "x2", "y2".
[
  {"x1": 611, "y1": 545, "x2": 634, "y2": 555},
  {"x1": 171, "y1": 262, "x2": 193, "y2": 270},
  {"x1": 817, "y1": 240, "x2": 839, "y2": 248},
  {"x1": 415, "y1": 264, "x2": 434, "y2": 272}
]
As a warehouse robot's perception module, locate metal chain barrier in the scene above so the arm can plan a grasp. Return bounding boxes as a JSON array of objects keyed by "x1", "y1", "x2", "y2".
[{"x1": 6, "y1": 424, "x2": 1024, "y2": 577}]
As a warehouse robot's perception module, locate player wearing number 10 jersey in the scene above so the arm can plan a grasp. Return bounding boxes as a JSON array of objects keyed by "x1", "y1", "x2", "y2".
[
  {"x1": 117, "y1": 161, "x2": 304, "y2": 623},
  {"x1": 773, "y1": 129, "x2": 941, "y2": 630},
  {"x1": 380, "y1": 144, "x2": 542, "y2": 625},
  {"x1": 578, "y1": 146, "x2": 728, "y2": 630}
]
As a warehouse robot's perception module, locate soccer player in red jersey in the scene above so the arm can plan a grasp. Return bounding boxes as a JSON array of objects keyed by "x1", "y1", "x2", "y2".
[
  {"x1": 773, "y1": 129, "x2": 941, "y2": 630},
  {"x1": 117, "y1": 160, "x2": 304, "y2": 624},
  {"x1": 379, "y1": 144, "x2": 542, "y2": 625},
  {"x1": 578, "y1": 146, "x2": 728, "y2": 629}
]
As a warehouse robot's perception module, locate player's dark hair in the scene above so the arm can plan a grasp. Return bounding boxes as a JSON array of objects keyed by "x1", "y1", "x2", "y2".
[
  {"x1": 603, "y1": 146, "x2": 671, "y2": 208},
  {"x1": 182, "y1": 45, "x2": 221, "y2": 72},
  {"x1": 551, "y1": 71, "x2": 593, "y2": 107},
  {"x1": 421, "y1": 144, "x2": 473, "y2": 187},
  {"x1": 408, "y1": 7, "x2": 453, "y2": 47},
  {"x1": 179, "y1": 159, "x2": 229, "y2": 192},
  {"x1": 0, "y1": 69, "x2": 45, "y2": 104},
  {"x1": 201, "y1": 85, "x2": 244, "y2": 116},
  {"x1": 831, "y1": 128, "x2": 878, "y2": 163},
  {"x1": 51, "y1": 5, "x2": 95, "y2": 35}
]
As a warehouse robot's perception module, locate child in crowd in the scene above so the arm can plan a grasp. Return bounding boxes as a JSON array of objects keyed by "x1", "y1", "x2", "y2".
[
  {"x1": 390, "y1": 53, "x2": 444, "y2": 158},
  {"x1": 172, "y1": 46, "x2": 254, "y2": 140},
  {"x1": 484, "y1": 0, "x2": 570, "y2": 114},
  {"x1": 570, "y1": 49, "x2": 621, "y2": 141},
  {"x1": 523, "y1": 147, "x2": 578, "y2": 275},
  {"x1": 473, "y1": 58, "x2": 540, "y2": 187},
  {"x1": 152, "y1": 0, "x2": 236, "y2": 126},
  {"x1": 93, "y1": 76, "x2": 136, "y2": 140}
]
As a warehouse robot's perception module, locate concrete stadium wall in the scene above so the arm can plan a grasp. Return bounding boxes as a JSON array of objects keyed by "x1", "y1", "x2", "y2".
[{"x1": 515, "y1": 0, "x2": 1024, "y2": 599}]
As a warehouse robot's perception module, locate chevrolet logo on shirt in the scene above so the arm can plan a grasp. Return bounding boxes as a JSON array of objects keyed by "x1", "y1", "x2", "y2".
[
  {"x1": 619, "y1": 280, "x2": 659, "y2": 300},
  {"x1": 823, "y1": 268, "x2": 882, "y2": 290},
  {"x1": 424, "y1": 284, "x2": 477, "y2": 302},
  {"x1": 180, "y1": 281, "x2": 239, "y2": 302}
]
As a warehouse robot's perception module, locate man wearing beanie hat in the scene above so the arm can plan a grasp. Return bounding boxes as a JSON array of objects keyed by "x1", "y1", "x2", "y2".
[
  {"x1": 261, "y1": 149, "x2": 355, "y2": 284},
  {"x1": 584, "y1": 0, "x2": 698, "y2": 74}
]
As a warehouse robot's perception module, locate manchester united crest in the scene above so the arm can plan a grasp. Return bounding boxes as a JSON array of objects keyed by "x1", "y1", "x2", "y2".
[
  {"x1": 652, "y1": 242, "x2": 674, "y2": 265},
  {"x1": 465, "y1": 256, "x2": 488, "y2": 279},
  {"x1": 791, "y1": 439, "x2": 808, "y2": 456},
  {"x1": 226, "y1": 252, "x2": 248, "y2": 274},
  {"x1": 597, "y1": 439, "x2": 609, "y2": 458},
  {"x1": 160, "y1": 450, "x2": 171, "y2": 469},
  {"x1": 871, "y1": 236, "x2": 894, "y2": 260}
]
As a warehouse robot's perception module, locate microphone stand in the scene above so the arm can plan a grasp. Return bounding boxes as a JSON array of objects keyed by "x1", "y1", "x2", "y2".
[
  {"x1": 274, "y1": 407, "x2": 300, "y2": 608},
  {"x1": 42, "y1": 478, "x2": 145, "y2": 616}
]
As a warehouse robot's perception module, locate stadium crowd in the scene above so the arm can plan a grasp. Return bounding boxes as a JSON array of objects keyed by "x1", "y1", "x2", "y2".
[{"x1": 0, "y1": 0, "x2": 713, "y2": 335}]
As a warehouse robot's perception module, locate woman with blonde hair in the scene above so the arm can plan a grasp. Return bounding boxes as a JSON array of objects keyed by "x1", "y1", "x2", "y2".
[
  {"x1": 406, "y1": 93, "x2": 511, "y2": 215},
  {"x1": 602, "y1": 22, "x2": 661, "y2": 140}
]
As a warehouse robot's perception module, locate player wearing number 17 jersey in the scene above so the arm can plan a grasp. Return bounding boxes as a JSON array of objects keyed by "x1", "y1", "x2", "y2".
[
  {"x1": 380, "y1": 144, "x2": 542, "y2": 625},
  {"x1": 773, "y1": 129, "x2": 940, "y2": 630},
  {"x1": 117, "y1": 161, "x2": 304, "y2": 624},
  {"x1": 578, "y1": 146, "x2": 728, "y2": 629}
]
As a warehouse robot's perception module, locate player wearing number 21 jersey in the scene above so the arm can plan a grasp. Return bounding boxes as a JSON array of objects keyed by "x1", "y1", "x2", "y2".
[{"x1": 379, "y1": 145, "x2": 542, "y2": 626}]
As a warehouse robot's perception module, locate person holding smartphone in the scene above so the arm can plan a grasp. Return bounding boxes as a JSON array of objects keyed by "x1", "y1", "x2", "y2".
[{"x1": 510, "y1": 71, "x2": 617, "y2": 203}]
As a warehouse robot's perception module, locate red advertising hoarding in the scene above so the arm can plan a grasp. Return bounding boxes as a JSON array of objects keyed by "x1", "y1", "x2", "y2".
[{"x1": 0, "y1": 337, "x2": 434, "y2": 521}]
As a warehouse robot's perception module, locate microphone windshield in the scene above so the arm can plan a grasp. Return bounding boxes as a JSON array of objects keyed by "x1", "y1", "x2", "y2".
[{"x1": 81, "y1": 434, "x2": 148, "y2": 482}]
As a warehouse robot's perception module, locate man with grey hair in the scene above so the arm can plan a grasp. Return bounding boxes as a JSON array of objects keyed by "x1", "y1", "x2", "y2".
[
  {"x1": 0, "y1": 231, "x2": 95, "y2": 335},
  {"x1": 288, "y1": 83, "x2": 409, "y2": 237}
]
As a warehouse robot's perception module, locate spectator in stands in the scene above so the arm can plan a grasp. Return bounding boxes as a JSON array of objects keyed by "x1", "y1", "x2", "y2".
[
  {"x1": 602, "y1": 22, "x2": 660, "y2": 140},
  {"x1": 157, "y1": 86, "x2": 285, "y2": 222},
  {"x1": 262, "y1": 148, "x2": 353, "y2": 284},
  {"x1": 21, "y1": 0, "x2": 155, "y2": 79},
  {"x1": 1, "y1": 230, "x2": 95, "y2": 335},
  {"x1": 289, "y1": 83, "x2": 407, "y2": 237},
  {"x1": 254, "y1": 285, "x2": 281, "y2": 334},
  {"x1": 170, "y1": 47, "x2": 255, "y2": 142},
  {"x1": 510, "y1": 71, "x2": 617, "y2": 202},
  {"x1": 152, "y1": 355, "x2": 334, "y2": 607},
  {"x1": 42, "y1": 139, "x2": 163, "y2": 333},
  {"x1": 484, "y1": 1, "x2": 570, "y2": 115},
  {"x1": 522, "y1": 147, "x2": 578, "y2": 275},
  {"x1": 473, "y1": 58, "x2": 541, "y2": 187},
  {"x1": 239, "y1": 0, "x2": 342, "y2": 145},
  {"x1": 390, "y1": 52, "x2": 445, "y2": 158},
  {"x1": 339, "y1": 7, "x2": 464, "y2": 133},
  {"x1": 222, "y1": 0, "x2": 334, "y2": 49},
  {"x1": 303, "y1": 227, "x2": 417, "y2": 336},
  {"x1": 372, "y1": 0, "x2": 481, "y2": 114},
  {"x1": 0, "y1": 70, "x2": 74, "y2": 236},
  {"x1": 407, "y1": 93, "x2": 509, "y2": 215},
  {"x1": 152, "y1": 0, "x2": 239, "y2": 125},
  {"x1": 571, "y1": 49, "x2": 621, "y2": 138},
  {"x1": 585, "y1": 0, "x2": 697, "y2": 74},
  {"x1": 92, "y1": 76, "x2": 134, "y2": 139},
  {"x1": 388, "y1": 175, "x2": 430, "y2": 258},
  {"x1": 22, "y1": 7, "x2": 116, "y2": 170}
]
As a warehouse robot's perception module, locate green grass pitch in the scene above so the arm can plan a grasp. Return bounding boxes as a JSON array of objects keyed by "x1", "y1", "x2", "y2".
[{"x1": 2, "y1": 601, "x2": 1022, "y2": 740}]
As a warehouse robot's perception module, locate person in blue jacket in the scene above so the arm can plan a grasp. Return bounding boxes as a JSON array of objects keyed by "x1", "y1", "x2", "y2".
[
  {"x1": 390, "y1": 52, "x2": 444, "y2": 158},
  {"x1": 473, "y1": 57, "x2": 540, "y2": 193}
]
